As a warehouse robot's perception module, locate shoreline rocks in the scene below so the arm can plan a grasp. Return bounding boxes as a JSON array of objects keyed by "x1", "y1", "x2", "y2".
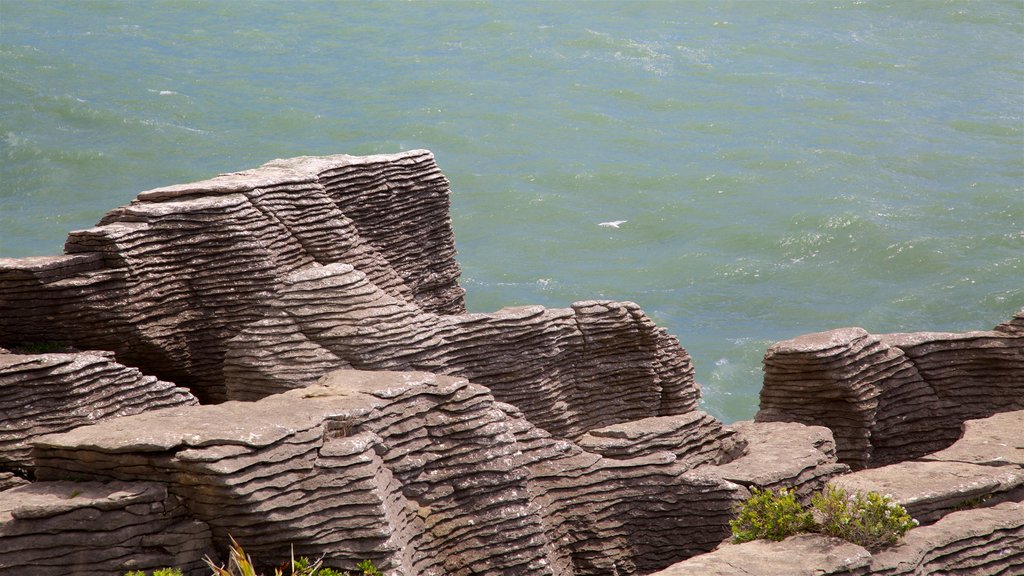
[{"x1": 1, "y1": 151, "x2": 1021, "y2": 574}]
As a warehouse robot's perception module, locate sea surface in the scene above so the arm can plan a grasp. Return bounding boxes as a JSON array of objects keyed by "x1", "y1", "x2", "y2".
[{"x1": 2, "y1": 1, "x2": 1021, "y2": 423}]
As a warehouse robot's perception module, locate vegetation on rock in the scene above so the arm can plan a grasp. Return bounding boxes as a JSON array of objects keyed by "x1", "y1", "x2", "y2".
[
  {"x1": 729, "y1": 487, "x2": 813, "y2": 543},
  {"x1": 125, "y1": 535, "x2": 381, "y2": 576},
  {"x1": 731, "y1": 485, "x2": 918, "y2": 551}
]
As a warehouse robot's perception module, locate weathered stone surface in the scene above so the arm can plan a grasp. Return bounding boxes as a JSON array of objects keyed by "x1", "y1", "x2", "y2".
[
  {"x1": 1, "y1": 151, "x2": 464, "y2": 402},
  {"x1": 0, "y1": 152, "x2": 699, "y2": 442},
  {"x1": 651, "y1": 502, "x2": 1024, "y2": 575},
  {"x1": 31, "y1": 369, "x2": 745, "y2": 576},
  {"x1": 223, "y1": 266, "x2": 699, "y2": 440},
  {"x1": 868, "y1": 501, "x2": 1024, "y2": 575},
  {"x1": 922, "y1": 410, "x2": 1024, "y2": 467},
  {"x1": 0, "y1": 480, "x2": 214, "y2": 576},
  {"x1": 756, "y1": 312, "x2": 1024, "y2": 469},
  {"x1": 645, "y1": 534, "x2": 873, "y2": 576},
  {"x1": 708, "y1": 421, "x2": 850, "y2": 501},
  {"x1": 0, "y1": 351, "x2": 197, "y2": 470},
  {"x1": 577, "y1": 411, "x2": 739, "y2": 468},
  {"x1": 829, "y1": 460, "x2": 1024, "y2": 525}
]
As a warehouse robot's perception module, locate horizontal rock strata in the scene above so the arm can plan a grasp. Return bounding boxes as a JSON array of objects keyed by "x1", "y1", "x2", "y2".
[
  {"x1": 0, "y1": 151, "x2": 464, "y2": 402},
  {"x1": 577, "y1": 411, "x2": 741, "y2": 466},
  {"x1": 0, "y1": 151, "x2": 698, "y2": 442},
  {"x1": 829, "y1": 409, "x2": 1024, "y2": 526},
  {"x1": 0, "y1": 480, "x2": 213, "y2": 576},
  {"x1": 0, "y1": 351, "x2": 197, "y2": 470},
  {"x1": 224, "y1": 265, "x2": 698, "y2": 439},
  {"x1": 707, "y1": 421, "x2": 850, "y2": 502},
  {"x1": 645, "y1": 534, "x2": 873, "y2": 576},
  {"x1": 757, "y1": 313, "x2": 1024, "y2": 469},
  {"x1": 868, "y1": 501, "x2": 1024, "y2": 575},
  {"x1": 30, "y1": 369, "x2": 745, "y2": 576}
]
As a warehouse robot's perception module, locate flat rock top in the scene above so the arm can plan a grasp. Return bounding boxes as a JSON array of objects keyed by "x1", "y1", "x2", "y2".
[
  {"x1": 647, "y1": 534, "x2": 870, "y2": 576},
  {"x1": 33, "y1": 369, "x2": 466, "y2": 453},
  {"x1": 923, "y1": 410, "x2": 1024, "y2": 467},
  {"x1": 766, "y1": 327, "x2": 871, "y2": 356},
  {"x1": 0, "y1": 481, "x2": 165, "y2": 522},
  {"x1": 711, "y1": 420, "x2": 839, "y2": 486},
  {"x1": 831, "y1": 460, "x2": 1024, "y2": 509}
]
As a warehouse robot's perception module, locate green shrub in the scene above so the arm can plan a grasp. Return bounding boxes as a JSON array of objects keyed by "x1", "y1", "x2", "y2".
[
  {"x1": 811, "y1": 485, "x2": 918, "y2": 551},
  {"x1": 729, "y1": 487, "x2": 814, "y2": 543},
  {"x1": 730, "y1": 485, "x2": 919, "y2": 551},
  {"x1": 124, "y1": 570, "x2": 182, "y2": 576}
]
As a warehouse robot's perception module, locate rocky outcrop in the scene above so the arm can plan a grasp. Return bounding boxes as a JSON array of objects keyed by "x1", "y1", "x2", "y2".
[
  {"x1": 756, "y1": 315, "x2": 1024, "y2": 469},
  {"x1": 0, "y1": 480, "x2": 213, "y2": 575},
  {"x1": 830, "y1": 410, "x2": 1024, "y2": 526},
  {"x1": 1, "y1": 151, "x2": 1019, "y2": 575},
  {"x1": 868, "y1": 501, "x2": 1024, "y2": 575},
  {"x1": 645, "y1": 534, "x2": 873, "y2": 576},
  {"x1": 0, "y1": 351, "x2": 197, "y2": 471},
  {"x1": 652, "y1": 410, "x2": 1024, "y2": 575},
  {"x1": 0, "y1": 151, "x2": 463, "y2": 403},
  {"x1": 222, "y1": 265, "x2": 698, "y2": 440},
  {"x1": 0, "y1": 152, "x2": 697, "y2": 441},
  {"x1": 30, "y1": 369, "x2": 746, "y2": 576}
]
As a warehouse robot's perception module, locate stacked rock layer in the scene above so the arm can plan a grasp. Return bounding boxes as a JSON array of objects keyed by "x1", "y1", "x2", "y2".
[
  {"x1": 0, "y1": 151, "x2": 697, "y2": 441},
  {"x1": 0, "y1": 351, "x2": 197, "y2": 470},
  {"x1": 756, "y1": 319, "x2": 1024, "y2": 469},
  {"x1": 28, "y1": 369, "x2": 748, "y2": 576}
]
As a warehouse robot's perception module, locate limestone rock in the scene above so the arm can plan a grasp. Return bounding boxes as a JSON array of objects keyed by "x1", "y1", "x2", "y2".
[
  {"x1": 1, "y1": 151, "x2": 464, "y2": 402},
  {"x1": 756, "y1": 312, "x2": 1024, "y2": 469},
  {"x1": 0, "y1": 480, "x2": 213, "y2": 576},
  {"x1": 868, "y1": 501, "x2": 1024, "y2": 575},
  {"x1": 223, "y1": 264, "x2": 698, "y2": 440},
  {"x1": 644, "y1": 534, "x2": 872, "y2": 576},
  {"x1": 829, "y1": 460, "x2": 1024, "y2": 525},
  {"x1": 577, "y1": 411, "x2": 739, "y2": 467},
  {"x1": 0, "y1": 351, "x2": 197, "y2": 470},
  {"x1": 0, "y1": 152, "x2": 699, "y2": 440},
  {"x1": 922, "y1": 410, "x2": 1024, "y2": 467},
  {"x1": 31, "y1": 369, "x2": 744, "y2": 576},
  {"x1": 708, "y1": 421, "x2": 850, "y2": 501}
]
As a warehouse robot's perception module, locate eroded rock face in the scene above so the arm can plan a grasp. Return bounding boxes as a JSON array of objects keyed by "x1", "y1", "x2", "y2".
[
  {"x1": 30, "y1": 369, "x2": 746, "y2": 576},
  {"x1": 0, "y1": 480, "x2": 213, "y2": 576},
  {"x1": 0, "y1": 151, "x2": 463, "y2": 403},
  {"x1": 707, "y1": 420, "x2": 850, "y2": 502},
  {"x1": 756, "y1": 316, "x2": 1024, "y2": 469},
  {"x1": 0, "y1": 351, "x2": 197, "y2": 471},
  {"x1": 0, "y1": 152, "x2": 698, "y2": 441},
  {"x1": 223, "y1": 265, "x2": 698, "y2": 439}
]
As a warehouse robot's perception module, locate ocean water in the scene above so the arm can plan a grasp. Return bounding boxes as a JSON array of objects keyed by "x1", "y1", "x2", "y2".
[{"x1": 1, "y1": 1, "x2": 1021, "y2": 423}]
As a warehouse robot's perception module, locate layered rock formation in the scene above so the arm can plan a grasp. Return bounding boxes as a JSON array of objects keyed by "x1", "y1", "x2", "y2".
[
  {"x1": 0, "y1": 151, "x2": 463, "y2": 403},
  {"x1": 28, "y1": 369, "x2": 747, "y2": 576},
  {"x1": 1, "y1": 151, "x2": 1020, "y2": 575},
  {"x1": 0, "y1": 151, "x2": 696, "y2": 442},
  {"x1": 0, "y1": 481, "x2": 213, "y2": 575},
  {"x1": 0, "y1": 351, "x2": 197, "y2": 470},
  {"x1": 652, "y1": 410, "x2": 1024, "y2": 575},
  {"x1": 756, "y1": 316, "x2": 1024, "y2": 469}
]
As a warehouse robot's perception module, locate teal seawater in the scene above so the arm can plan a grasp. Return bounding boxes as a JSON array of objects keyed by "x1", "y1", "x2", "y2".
[{"x1": 2, "y1": 1, "x2": 1021, "y2": 423}]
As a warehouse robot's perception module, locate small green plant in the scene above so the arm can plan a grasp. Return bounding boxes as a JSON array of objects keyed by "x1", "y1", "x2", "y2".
[
  {"x1": 730, "y1": 485, "x2": 919, "y2": 551},
  {"x1": 811, "y1": 485, "x2": 918, "y2": 551},
  {"x1": 124, "y1": 570, "x2": 183, "y2": 576},
  {"x1": 729, "y1": 487, "x2": 814, "y2": 543}
]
